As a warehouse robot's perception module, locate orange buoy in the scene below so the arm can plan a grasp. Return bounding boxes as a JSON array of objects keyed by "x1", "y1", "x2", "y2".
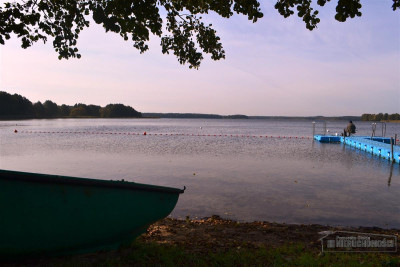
[
  {"x1": 14, "y1": 129, "x2": 18, "y2": 133},
  {"x1": 143, "y1": 131, "x2": 147, "y2": 135}
]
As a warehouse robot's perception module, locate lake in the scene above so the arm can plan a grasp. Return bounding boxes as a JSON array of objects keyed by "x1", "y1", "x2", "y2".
[{"x1": 1, "y1": 119, "x2": 399, "y2": 228}]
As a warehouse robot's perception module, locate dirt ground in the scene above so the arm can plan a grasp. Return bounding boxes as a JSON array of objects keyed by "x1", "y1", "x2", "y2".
[
  {"x1": 3, "y1": 216, "x2": 399, "y2": 266},
  {"x1": 140, "y1": 215, "x2": 400, "y2": 254}
]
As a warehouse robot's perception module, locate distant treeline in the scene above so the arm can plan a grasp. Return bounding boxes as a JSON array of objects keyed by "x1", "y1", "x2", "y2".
[
  {"x1": 143, "y1": 113, "x2": 249, "y2": 119},
  {"x1": 361, "y1": 113, "x2": 400, "y2": 121},
  {"x1": 248, "y1": 116, "x2": 360, "y2": 121},
  {"x1": 143, "y1": 113, "x2": 361, "y2": 121},
  {"x1": 0, "y1": 91, "x2": 141, "y2": 119}
]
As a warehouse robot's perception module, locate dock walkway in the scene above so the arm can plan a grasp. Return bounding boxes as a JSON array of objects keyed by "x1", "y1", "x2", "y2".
[{"x1": 314, "y1": 135, "x2": 400, "y2": 163}]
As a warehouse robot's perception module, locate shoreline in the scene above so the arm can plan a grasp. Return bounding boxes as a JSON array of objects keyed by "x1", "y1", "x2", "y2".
[
  {"x1": 2, "y1": 117, "x2": 400, "y2": 123},
  {"x1": 142, "y1": 216, "x2": 400, "y2": 252},
  {"x1": 5, "y1": 216, "x2": 399, "y2": 266}
]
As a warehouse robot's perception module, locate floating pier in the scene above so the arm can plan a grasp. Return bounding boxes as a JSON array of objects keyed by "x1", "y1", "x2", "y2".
[
  {"x1": 313, "y1": 135, "x2": 341, "y2": 143},
  {"x1": 314, "y1": 135, "x2": 400, "y2": 163}
]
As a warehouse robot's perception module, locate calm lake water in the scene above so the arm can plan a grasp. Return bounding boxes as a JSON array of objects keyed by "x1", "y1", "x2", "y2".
[{"x1": 1, "y1": 119, "x2": 399, "y2": 228}]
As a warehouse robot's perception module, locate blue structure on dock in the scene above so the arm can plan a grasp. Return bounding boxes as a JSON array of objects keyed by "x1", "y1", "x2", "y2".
[
  {"x1": 313, "y1": 135, "x2": 341, "y2": 143},
  {"x1": 314, "y1": 135, "x2": 400, "y2": 163}
]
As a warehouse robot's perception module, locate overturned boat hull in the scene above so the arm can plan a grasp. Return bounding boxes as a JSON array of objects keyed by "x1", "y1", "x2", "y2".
[{"x1": 0, "y1": 169, "x2": 184, "y2": 259}]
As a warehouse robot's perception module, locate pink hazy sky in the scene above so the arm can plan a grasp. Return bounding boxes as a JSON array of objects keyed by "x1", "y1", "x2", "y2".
[{"x1": 0, "y1": 1, "x2": 399, "y2": 116}]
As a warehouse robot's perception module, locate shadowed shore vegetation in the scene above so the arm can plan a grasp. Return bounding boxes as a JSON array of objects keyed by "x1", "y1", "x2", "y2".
[
  {"x1": 0, "y1": 91, "x2": 141, "y2": 119},
  {"x1": 2, "y1": 216, "x2": 399, "y2": 266}
]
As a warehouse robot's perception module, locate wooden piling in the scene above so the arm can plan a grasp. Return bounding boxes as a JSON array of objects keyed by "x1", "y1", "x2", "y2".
[{"x1": 390, "y1": 137, "x2": 394, "y2": 162}]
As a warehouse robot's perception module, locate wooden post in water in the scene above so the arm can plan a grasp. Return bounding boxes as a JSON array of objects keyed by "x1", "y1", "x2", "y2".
[
  {"x1": 390, "y1": 137, "x2": 394, "y2": 162},
  {"x1": 312, "y1": 122, "x2": 315, "y2": 137},
  {"x1": 381, "y1": 122, "x2": 386, "y2": 137},
  {"x1": 371, "y1": 123, "x2": 375, "y2": 139}
]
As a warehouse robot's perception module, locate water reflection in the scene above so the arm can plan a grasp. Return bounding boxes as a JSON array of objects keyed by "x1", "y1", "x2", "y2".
[
  {"x1": 0, "y1": 119, "x2": 399, "y2": 228},
  {"x1": 388, "y1": 163, "x2": 394, "y2": 187}
]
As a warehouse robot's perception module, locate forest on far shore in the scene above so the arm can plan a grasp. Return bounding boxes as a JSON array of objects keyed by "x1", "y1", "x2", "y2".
[
  {"x1": 0, "y1": 91, "x2": 142, "y2": 119},
  {"x1": 1, "y1": 91, "x2": 399, "y2": 122},
  {"x1": 361, "y1": 113, "x2": 400, "y2": 121}
]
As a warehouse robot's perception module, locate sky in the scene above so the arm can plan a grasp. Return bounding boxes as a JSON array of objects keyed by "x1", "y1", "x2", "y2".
[{"x1": 0, "y1": 1, "x2": 399, "y2": 116}]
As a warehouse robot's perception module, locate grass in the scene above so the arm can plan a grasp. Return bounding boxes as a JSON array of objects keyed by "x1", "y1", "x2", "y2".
[
  {"x1": 9, "y1": 241, "x2": 398, "y2": 267},
  {"x1": 3, "y1": 217, "x2": 399, "y2": 266}
]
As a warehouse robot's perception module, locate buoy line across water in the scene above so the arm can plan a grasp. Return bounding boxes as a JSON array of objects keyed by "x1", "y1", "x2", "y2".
[{"x1": 13, "y1": 130, "x2": 316, "y2": 140}]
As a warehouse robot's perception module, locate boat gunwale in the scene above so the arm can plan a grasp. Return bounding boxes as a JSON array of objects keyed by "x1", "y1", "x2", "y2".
[{"x1": 0, "y1": 169, "x2": 185, "y2": 194}]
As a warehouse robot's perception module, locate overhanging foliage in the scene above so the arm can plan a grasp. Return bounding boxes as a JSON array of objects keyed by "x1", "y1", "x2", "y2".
[{"x1": 0, "y1": 0, "x2": 398, "y2": 68}]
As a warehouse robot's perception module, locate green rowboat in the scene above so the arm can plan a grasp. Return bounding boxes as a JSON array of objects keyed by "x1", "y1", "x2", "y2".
[{"x1": 0, "y1": 169, "x2": 184, "y2": 259}]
